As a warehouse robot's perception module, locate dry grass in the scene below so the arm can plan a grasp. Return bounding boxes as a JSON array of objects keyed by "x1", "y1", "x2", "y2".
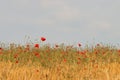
[
  {"x1": 0, "y1": 42, "x2": 120, "y2": 80},
  {"x1": 0, "y1": 61, "x2": 120, "y2": 80}
]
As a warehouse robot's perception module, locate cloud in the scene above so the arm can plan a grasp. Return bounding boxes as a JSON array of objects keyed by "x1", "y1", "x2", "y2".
[
  {"x1": 0, "y1": 15, "x2": 54, "y2": 27},
  {"x1": 0, "y1": 0, "x2": 81, "y2": 28},
  {"x1": 0, "y1": 0, "x2": 120, "y2": 45},
  {"x1": 55, "y1": 6, "x2": 80, "y2": 21}
]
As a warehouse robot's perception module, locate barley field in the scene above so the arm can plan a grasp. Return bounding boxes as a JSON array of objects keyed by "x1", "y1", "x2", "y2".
[{"x1": 0, "y1": 38, "x2": 120, "y2": 80}]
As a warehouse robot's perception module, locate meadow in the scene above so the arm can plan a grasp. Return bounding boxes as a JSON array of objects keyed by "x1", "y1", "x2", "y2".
[{"x1": 0, "y1": 37, "x2": 120, "y2": 80}]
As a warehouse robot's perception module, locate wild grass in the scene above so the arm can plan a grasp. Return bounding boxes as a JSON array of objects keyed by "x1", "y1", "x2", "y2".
[{"x1": 0, "y1": 42, "x2": 120, "y2": 80}]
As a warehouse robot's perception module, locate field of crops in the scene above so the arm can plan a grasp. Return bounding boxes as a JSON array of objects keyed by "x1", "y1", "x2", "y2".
[{"x1": 0, "y1": 37, "x2": 120, "y2": 80}]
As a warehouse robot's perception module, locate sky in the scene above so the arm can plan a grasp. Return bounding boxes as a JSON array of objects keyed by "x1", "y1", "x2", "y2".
[{"x1": 0, "y1": 0, "x2": 120, "y2": 46}]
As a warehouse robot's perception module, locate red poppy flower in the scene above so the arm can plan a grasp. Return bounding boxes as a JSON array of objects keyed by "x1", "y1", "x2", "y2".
[
  {"x1": 0, "y1": 48, "x2": 3, "y2": 54},
  {"x1": 0, "y1": 47, "x2": 2, "y2": 50},
  {"x1": 34, "y1": 44, "x2": 39, "y2": 48},
  {"x1": 78, "y1": 43, "x2": 81, "y2": 47},
  {"x1": 118, "y1": 50, "x2": 120, "y2": 53},
  {"x1": 78, "y1": 58, "x2": 81, "y2": 60},
  {"x1": 77, "y1": 61, "x2": 80, "y2": 64},
  {"x1": 0, "y1": 52, "x2": 2, "y2": 54},
  {"x1": 55, "y1": 44, "x2": 59, "y2": 48},
  {"x1": 26, "y1": 44, "x2": 30, "y2": 48},
  {"x1": 14, "y1": 54, "x2": 18, "y2": 58},
  {"x1": 36, "y1": 70, "x2": 39, "y2": 72},
  {"x1": 41, "y1": 37, "x2": 46, "y2": 41},
  {"x1": 96, "y1": 44, "x2": 100, "y2": 46},
  {"x1": 15, "y1": 60, "x2": 18, "y2": 64},
  {"x1": 63, "y1": 59, "x2": 67, "y2": 62},
  {"x1": 34, "y1": 52, "x2": 40, "y2": 57}
]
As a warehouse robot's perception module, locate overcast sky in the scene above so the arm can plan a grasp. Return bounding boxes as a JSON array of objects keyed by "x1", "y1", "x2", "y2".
[{"x1": 0, "y1": 0, "x2": 120, "y2": 46}]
